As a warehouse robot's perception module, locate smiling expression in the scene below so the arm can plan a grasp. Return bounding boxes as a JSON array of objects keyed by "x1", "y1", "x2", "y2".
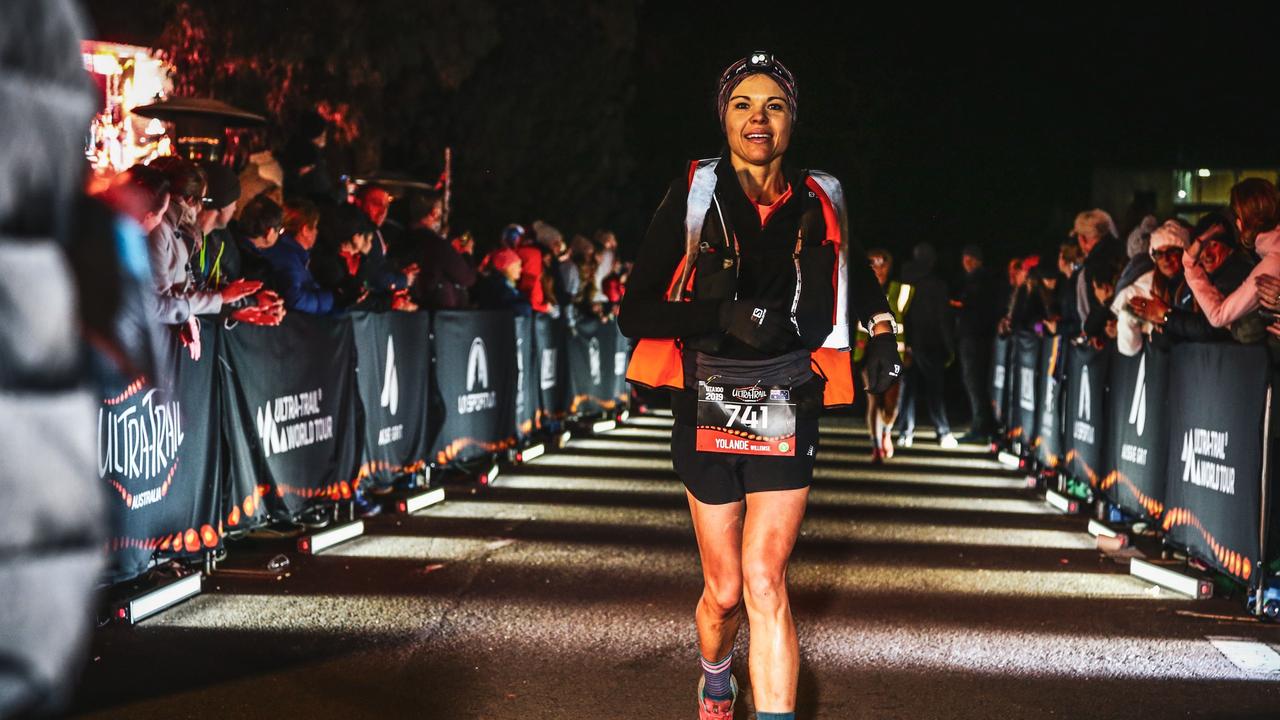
[{"x1": 723, "y1": 74, "x2": 793, "y2": 167}]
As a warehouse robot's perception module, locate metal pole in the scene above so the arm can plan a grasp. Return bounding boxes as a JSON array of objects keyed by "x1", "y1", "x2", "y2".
[
  {"x1": 1255, "y1": 382, "x2": 1273, "y2": 616},
  {"x1": 442, "y1": 147, "x2": 452, "y2": 233}
]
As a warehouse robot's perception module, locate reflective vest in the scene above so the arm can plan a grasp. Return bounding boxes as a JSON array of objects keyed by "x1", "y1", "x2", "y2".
[
  {"x1": 853, "y1": 280, "x2": 912, "y2": 362},
  {"x1": 625, "y1": 158, "x2": 857, "y2": 407}
]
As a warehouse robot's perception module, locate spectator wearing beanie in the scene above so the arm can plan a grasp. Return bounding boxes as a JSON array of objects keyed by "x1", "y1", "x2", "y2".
[
  {"x1": 474, "y1": 247, "x2": 532, "y2": 317},
  {"x1": 193, "y1": 162, "x2": 241, "y2": 289},
  {"x1": 1113, "y1": 219, "x2": 1189, "y2": 356}
]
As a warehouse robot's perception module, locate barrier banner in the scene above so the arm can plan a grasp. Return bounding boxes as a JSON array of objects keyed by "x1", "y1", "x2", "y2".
[
  {"x1": 568, "y1": 317, "x2": 622, "y2": 416},
  {"x1": 431, "y1": 309, "x2": 517, "y2": 466},
  {"x1": 610, "y1": 323, "x2": 631, "y2": 409},
  {"x1": 534, "y1": 314, "x2": 568, "y2": 421},
  {"x1": 991, "y1": 335, "x2": 1011, "y2": 429},
  {"x1": 1162, "y1": 343, "x2": 1269, "y2": 583},
  {"x1": 513, "y1": 314, "x2": 540, "y2": 440},
  {"x1": 1035, "y1": 335, "x2": 1065, "y2": 469},
  {"x1": 351, "y1": 311, "x2": 431, "y2": 490},
  {"x1": 1011, "y1": 332, "x2": 1041, "y2": 452},
  {"x1": 1063, "y1": 341, "x2": 1110, "y2": 487},
  {"x1": 1102, "y1": 343, "x2": 1170, "y2": 520},
  {"x1": 101, "y1": 322, "x2": 222, "y2": 583},
  {"x1": 219, "y1": 314, "x2": 361, "y2": 521}
]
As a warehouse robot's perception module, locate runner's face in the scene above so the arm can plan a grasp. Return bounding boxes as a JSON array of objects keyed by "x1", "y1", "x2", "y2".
[{"x1": 723, "y1": 74, "x2": 792, "y2": 167}]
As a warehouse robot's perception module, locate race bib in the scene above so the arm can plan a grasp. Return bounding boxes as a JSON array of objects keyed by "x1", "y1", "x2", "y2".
[{"x1": 696, "y1": 380, "x2": 797, "y2": 456}]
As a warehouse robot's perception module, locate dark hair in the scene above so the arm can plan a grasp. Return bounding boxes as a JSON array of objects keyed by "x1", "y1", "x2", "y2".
[
  {"x1": 354, "y1": 182, "x2": 390, "y2": 202},
  {"x1": 283, "y1": 196, "x2": 321, "y2": 236},
  {"x1": 319, "y1": 204, "x2": 374, "y2": 250},
  {"x1": 120, "y1": 164, "x2": 170, "y2": 214},
  {"x1": 239, "y1": 193, "x2": 284, "y2": 239},
  {"x1": 407, "y1": 190, "x2": 443, "y2": 226},
  {"x1": 1193, "y1": 211, "x2": 1237, "y2": 248},
  {"x1": 1229, "y1": 178, "x2": 1279, "y2": 250},
  {"x1": 149, "y1": 156, "x2": 206, "y2": 204}
]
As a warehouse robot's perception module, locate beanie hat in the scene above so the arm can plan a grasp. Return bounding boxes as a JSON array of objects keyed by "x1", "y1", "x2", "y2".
[
  {"x1": 501, "y1": 223, "x2": 524, "y2": 248},
  {"x1": 1149, "y1": 219, "x2": 1190, "y2": 252},
  {"x1": 717, "y1": 51, "x2": 798, "y2": 121},
  {"x1": 487, "y1": 247, "x2": 521, "y2": 274},
  {"x1": 201, "y1": 162, "x2": 241, "y2": 210}
]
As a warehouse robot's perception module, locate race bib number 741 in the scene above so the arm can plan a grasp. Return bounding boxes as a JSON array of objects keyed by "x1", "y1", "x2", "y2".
[{"x1": 696, "y1": 380, "x2": 797, "y2": 456}]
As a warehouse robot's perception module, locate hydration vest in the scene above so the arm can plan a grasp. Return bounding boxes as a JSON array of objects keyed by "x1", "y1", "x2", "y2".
[{"x1": 626, "y1": 158, "x2": 856, "y2": 407}]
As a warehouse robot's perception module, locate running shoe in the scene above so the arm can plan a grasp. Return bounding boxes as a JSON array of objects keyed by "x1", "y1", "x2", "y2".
[
  {"x1": 898, "y1": 432, "x2": 914, "y2": 448},
  {"x1": 697, "y1": 674, "x2": 738, "y2": 720},
  {"x1": 939, "y1": 432, "x2": 959, "y2": 449},
  {"x1": 871, "y1": 444, "x2": 883, "y2": 464}
]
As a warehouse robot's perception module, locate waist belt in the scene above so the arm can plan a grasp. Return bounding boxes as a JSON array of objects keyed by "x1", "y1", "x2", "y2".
[{"x1": 694, "y1": 349, "x2": 814, "y2": 387}]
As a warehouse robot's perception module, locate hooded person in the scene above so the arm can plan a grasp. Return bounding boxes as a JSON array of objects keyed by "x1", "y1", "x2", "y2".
[
  {"x1": 1116, "y1": 214, "x2": 1158, "y2": 292},
  {"x1": 0, "y1": 2, "x2": 126, "y2": 715},
  {"x1": 897, "y1": 242, "x2": 957, "y2": 447}
]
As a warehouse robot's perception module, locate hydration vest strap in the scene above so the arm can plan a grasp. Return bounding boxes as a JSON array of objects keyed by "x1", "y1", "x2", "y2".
[
  {"x1": 672, "y1": 158, "x2": 721, "y2": 301},
  {"x1": 805, "y1": 173, "x2": 850, "y2": 350}
]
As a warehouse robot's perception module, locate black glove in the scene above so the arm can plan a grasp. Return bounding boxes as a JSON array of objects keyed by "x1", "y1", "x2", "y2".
[
  {"x1": 863, "y1": 332, "x2": 902, "y2": 394},
  {"x1": 718, "y1": 301, "x2": 795, "y2": 353}
]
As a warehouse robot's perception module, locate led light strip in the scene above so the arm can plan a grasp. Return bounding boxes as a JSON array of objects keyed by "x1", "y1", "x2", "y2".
[
  {"x1": 1130, "y1": 558, "x2": 1213, "y2": 599},
  {"x1": 517, "y1": 443, "x2": 546, "y2": 463},
  {"x1": 123, "y1": 572, "x2": 202, "y2": 624},
  {"x1": 398, "y1": 487, "x2": 446, "y2": 514},
  {"x1": 1044, "y1": 489, "x2": 1078, "y2": 514},
  {"x1": 1087, "y1": 519, "x2": 1119, "y2": 538},
  {"x1": 298, "y1": 520, "x2": 365, "y2": 555},
  {"x1": 591, "y1": 419, "x2": 617, "y2": 434}
]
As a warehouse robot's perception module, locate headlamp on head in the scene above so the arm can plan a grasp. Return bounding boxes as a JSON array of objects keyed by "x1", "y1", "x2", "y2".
[{"x1": 749, "y1": 52, "x2": 771, "y2": 67}]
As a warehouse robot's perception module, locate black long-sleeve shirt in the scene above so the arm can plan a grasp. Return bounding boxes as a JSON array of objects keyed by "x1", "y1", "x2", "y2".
[{"x1": 619, "y1": 162, "x2": 890, "y2": 356}]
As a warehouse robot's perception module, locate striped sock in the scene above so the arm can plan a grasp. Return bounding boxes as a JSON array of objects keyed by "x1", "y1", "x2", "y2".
[
  {"x1": 757, "y1": 713, "x2": 795, "y2": 720},
  {"x1": 700, "y1": 653, "x2": 733, "y2": 700}
]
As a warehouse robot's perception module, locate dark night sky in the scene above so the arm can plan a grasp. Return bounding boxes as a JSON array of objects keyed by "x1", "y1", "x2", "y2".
[{"x1": 86, "y1": 2, "x2": 1280, "y2": 280}]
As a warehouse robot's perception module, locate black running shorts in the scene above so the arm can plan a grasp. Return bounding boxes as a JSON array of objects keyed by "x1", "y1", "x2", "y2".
[{"x1": 670, "y1": 416, "x2": 820, "y2": 505}]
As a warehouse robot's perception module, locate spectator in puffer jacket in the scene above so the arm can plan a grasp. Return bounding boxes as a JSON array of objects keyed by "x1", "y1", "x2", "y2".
[
  {"x1": 262, "y1": 197, "x2": 342, "y2": 315},
  {"x1": 1113, "y1": 219, "x2": 1189, "y2": 355}
]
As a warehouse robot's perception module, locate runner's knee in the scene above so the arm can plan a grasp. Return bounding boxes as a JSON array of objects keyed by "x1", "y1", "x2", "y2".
[
  {"x1": 741, "y1": 562, "x2": 787, "y2": 612},
  {"x1": 702, "y1": 577, "x2": 742, "y2": 617}
]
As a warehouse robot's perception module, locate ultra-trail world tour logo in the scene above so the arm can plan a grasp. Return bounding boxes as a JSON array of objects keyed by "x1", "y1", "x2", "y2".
[
  {"x1": 255, "y1": 387, "x2": 335, "y2": 457},
  {"x1": 98, "y1": 385, "x2": 183, "y2": 510}
]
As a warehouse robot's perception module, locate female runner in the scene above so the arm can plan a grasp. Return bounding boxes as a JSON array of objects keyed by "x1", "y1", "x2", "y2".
[{"x1": 619, "y1": 52, "x2": 902, "y2": 720}]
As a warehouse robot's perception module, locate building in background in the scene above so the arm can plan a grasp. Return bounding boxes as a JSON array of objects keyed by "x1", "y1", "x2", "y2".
[
  {"x1": 1094, "y1": 164, "x2": 1280, "y2": 232},
  {"x1": 81, "y1": 40, "x2": 172, "y2": 175}
]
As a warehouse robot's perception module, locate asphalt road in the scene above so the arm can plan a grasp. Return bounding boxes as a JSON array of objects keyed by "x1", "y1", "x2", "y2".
[{"x1": 72, "y1": 412, "x2": 1280, "y2": 719}]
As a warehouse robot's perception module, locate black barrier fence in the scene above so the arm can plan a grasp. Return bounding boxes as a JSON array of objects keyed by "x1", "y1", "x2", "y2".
[
  {"x1": 99, "y1": 310, "x2": 629, "y2": 584},
  {"x1": 1002, "y1": 335, "x2": 1275, "y2": 590}
]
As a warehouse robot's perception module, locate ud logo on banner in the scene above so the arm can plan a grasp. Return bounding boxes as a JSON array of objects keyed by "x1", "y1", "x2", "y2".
[
  {"x1": 459, "y1": 337, "x2": 497, "y2": 414},
  {"x1": 1127, "y1": 353, "x2": 1147, "y2": 437},
  {"x1": 1019, "y1": 366, "x2": 1035, "y2": 412},
  {"x1": 588, "y1": 337, "x2": 602, "y2": 385},
  {"x1": 380, "y1": 335, "x2": 398, "y2": 416},
  {"x1": 540, "y1": 348, "x2": 557, "y2": 391},
  {"x1": 1073, "y1": 365, "x2": 1094, "y2": 444}
]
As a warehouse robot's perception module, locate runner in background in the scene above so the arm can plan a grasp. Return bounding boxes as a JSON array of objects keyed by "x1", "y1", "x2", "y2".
[{"x1": 855, "y1": 248, "x2": 911, "y2": 462}]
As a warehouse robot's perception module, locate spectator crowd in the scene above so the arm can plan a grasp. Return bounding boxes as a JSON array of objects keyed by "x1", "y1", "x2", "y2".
[
  {"x1": 858, "y1": 177, "x2": 1280, "y2": 461},
  {"x1": 93, "y1": 109, "x2": 634, "y2": 516}
]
